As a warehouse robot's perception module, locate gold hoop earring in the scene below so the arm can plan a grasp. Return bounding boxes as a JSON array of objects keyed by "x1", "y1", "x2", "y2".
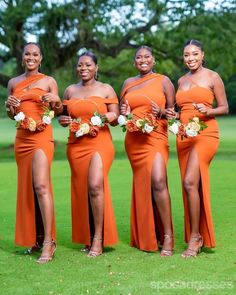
[
  {"x1": 153, "y1": 61, "x2": 156, "y2": 65},
  {"x1": 95, "y1": 70, "x2": 98, "y2": 80}
]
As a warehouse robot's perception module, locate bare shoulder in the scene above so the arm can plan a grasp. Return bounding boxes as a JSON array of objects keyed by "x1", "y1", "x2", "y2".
[
  {"x1": 203, "y1": 68, "x2": 223, "y2": 87},
  {"x1": 100, "y1": 82, "x2": 117, "y2": 98},
  {"x1": 124, "y1": 76, "x2": 137, "y2": 86},
  {"x1": 162, "y1": 75, "x2": 173, "y2": 84},
  {"x1": 45, "y1": 75, "x2": 57, "y2": 85},
  {"x1": 63, "y1": 84, "x2": 78, "y2": 99},
  {"x1": 207, "y1": 68, "x2": 221, "y2": 80},
  {"x1": 8, "y1": 74, "x2": 25, "y2": 89},
  {"x1": 120, "y1": 76, "x2": 137, "y2": 91},
  {"x1": 177, "y1": 75, "x2": 186, "y2": 86}
]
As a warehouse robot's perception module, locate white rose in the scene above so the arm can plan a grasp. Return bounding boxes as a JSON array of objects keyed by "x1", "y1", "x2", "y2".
[
  {"x1": 75, "y1": 129, "x2": 84, "y2": 137},
  {"x1": 135, "y1": 119, "x2": 143, "y2": 128},
  {"x1": 14, "y1": 112, "x2": 25, "y2": 122},
  {"x1": 80, "y1": 123, "x2": 90, "y2": 134},
  {"x1": 117, "y1": 115, "x2": 127, "y2": 126},
  {"x1": 143, "y1": 123, "x2": 154, "y2": 133},
  {"x1": 28, "y1": 118, "x2": 36, "y2": 131},
  {"x1": 169, "y1": 122, "x2": 179, "y2": 135},
  {"x1": 91, "y1": 115, "x2": 102, "y2": 126},
  {"x1": 192, "y1": 117, "x2": 199, "y2": 123},
  {"x1": 185, "y1": 126, "x2": 198, "y2": 137},
  {"x1": 49, "y1": 111, "x2": 54, "y2": 119},
  {"x1": 42, "y1": 116, "x2": 52, "y2": 125}
]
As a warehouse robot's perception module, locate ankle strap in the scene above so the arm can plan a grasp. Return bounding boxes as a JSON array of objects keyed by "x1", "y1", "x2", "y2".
[{"x1": 93, "y1": 236, "x2": 102, "y2": 241}]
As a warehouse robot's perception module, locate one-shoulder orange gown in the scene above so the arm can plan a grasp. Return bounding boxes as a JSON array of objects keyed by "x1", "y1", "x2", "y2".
[
  {"x1": 13, "y1": 74, "x2": 56, "y2": 247},
  {"x1": 64, "y1": 96, "x2": 118, "y2": 246},
  {"x1": 176, "y1": 85, "x2": 219, "y2": 248},
  {"x1": 122, "y1": 73, "x2": 170, "y2": 251}
]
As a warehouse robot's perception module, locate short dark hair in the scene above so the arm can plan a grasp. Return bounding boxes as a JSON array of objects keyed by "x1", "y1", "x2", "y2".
[
  {"x1": 184, "y1": 39, "x2": 204, "y2": 51},
  {"x1": 78, "y1": 51, "x2": 98, "y2": 65},
  {"x1": 23, "y1": 42, "x2": 42, "y2": 55},
  {"x1": 135, "y1": 45, "x2": 153, "y2": 56}
]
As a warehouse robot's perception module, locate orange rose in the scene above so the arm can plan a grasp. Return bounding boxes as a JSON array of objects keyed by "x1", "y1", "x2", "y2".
[
  {"x1": 70, "y1": 121, "x2": 80, "y2": 133},
  {"x1": 89, "y1": 126, "x2": 99, "y2": 137},
  {"x1": 36, "y1": 121, "x2": 47, "y2": 131},
  {"x1": 126, "y1": 120, "x2": 138, "y2": 132},
  {"x1": 21, "y1": 118, "x2": 29, "y2": 129}
]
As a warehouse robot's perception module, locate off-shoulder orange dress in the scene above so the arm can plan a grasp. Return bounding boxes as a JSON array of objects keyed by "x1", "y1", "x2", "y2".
[
  {"x1": 63, "y1": 96, "x2": 118, "y2": 246},
  {"x1": 122, "y1": 73, "x2": 171, "y2": 251},
  {"x1": 176, "y1": 80, "x2": 219, "y2": 248},
  {"x1": 13, "y1": 74, "x2": 56, "y2": 247}
]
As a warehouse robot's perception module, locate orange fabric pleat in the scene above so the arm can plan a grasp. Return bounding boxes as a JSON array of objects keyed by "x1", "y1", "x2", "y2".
[
  {"x1": 13, "y1": 74, "x2": 56, "y2": 247},
  {"x1": 123, "y1": 74, "x2": 171, "y2": 251},
  {"x1": 176, "y1": 86, "x2": 219, "y2": 248},
  {"x1": 64, "y1": 96, "x2": 118, "y2": 246}
]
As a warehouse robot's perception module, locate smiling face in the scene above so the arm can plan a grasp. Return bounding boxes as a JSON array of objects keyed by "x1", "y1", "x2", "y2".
[
  {"x1": 22, "y1": 44, "x2": 42, "y2": 71},
  {"x1": 183, "y1": 45, "x2": 204, "y2": 71},
  {"x1": 134, "y1": 48, "x2": 155, "y2": 75},
  {"x1": 77, "y1": 55, "x2": 98, "y2": 82}
]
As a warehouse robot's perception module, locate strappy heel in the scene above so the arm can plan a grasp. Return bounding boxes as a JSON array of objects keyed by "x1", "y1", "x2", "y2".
[
  {"x1": 37, "y1": 240, "x2": 57, "y2": 264},
  {"x1": 87, "y1": 237, "x2": 103, "y2": 258},
  {"x1": 24, "y1": 241, "x2": 43, "y2": 255},
  {"x1": 80, "y1": 245, "x2": 91, "y2": 253},
  {"x1": 160, "y1": 234, "x2": 174, "y2": 257},
  {"x1": 181, "y1": 235, "x2": 203, "y2": 258}
]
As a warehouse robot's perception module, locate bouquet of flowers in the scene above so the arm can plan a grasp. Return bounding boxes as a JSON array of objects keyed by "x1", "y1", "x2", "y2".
[
  {"x1": 168, "y1": 117, "x2": 207, "y2": 139},
  {"x1": 118, "y1": 113, "x2": 158, "y2": 134},
  {"x1": 69, "y1": 112, "x2": 106, "y2": 138},
  {"x1": 14, "y1": 106, "x2": 54, "y2": 132}
]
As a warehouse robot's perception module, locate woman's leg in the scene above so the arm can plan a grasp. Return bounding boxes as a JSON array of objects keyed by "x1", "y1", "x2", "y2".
[
  {"x1": 182, "y1": 149, "x2": 203, "y2": 257},
  {"x1": 151, "y1": 153, "x2": 173, "y2": 255},
  {"x1": 88, "y1": 152, "x2": 104, "y2": 256},
  {"x1": 32, "y1": 149, "x2": 55, "y2": 262}
]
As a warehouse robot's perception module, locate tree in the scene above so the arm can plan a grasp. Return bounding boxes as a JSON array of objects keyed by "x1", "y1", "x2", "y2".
[
  {"x1": 0, "y1": 0, "x2": 235, "y2": 113},
  {"x1": 2, "y1": 0, "x2": 234, "y2": 84}
]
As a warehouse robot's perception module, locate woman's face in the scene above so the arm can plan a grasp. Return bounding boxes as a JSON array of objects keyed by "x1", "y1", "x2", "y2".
[
  {"x1": 134, "y1": 48, "x2": 155, "y2": 75},
  {"x1": 183, "y1": 45, "x2": 204, "y2": 71},
  {"x1": 77, "y1": 56, "x2": 98, "y2": 81},
  {"x1": 22, "y1": 44, "x2": 42, "y2": 71}
]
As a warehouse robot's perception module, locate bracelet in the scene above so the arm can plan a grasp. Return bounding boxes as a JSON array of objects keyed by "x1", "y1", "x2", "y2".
[
  {"x1": 112, "y1": 112, "x2": 117, "y2": 118},
  {"x1": 54, "y1": 103, "x2": 63, "y2": 109}
]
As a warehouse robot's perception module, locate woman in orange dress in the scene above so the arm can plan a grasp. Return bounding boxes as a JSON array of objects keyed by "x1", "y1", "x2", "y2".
[
  {"x1": 5, "y1": 42, "x2": 62, "y2": 263},
  {"x1": 166, "y1": 40, "x2": 229, "y2": 257},
  {"x1": 59, "y1": 51, "x2": 118, "y2": 257},
  {"x1": 119, "y1": 46, "x2": 175, "y2": 255}
]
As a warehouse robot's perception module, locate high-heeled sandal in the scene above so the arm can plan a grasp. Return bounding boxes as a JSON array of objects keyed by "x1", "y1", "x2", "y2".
[
  {"x1": 181, "y1": 235, "x2": 203, "y2": 258},
  {"x1": 80, "y1": 245, "x2": 91, "y2": 253},
  {"x1": 37, "y1": 240, "x2": 57, "y2": 264},
  {"x1": 87, "y1": 237, "x2": 103, "y2": 258},
  {"x1": 160, "y1": 234, "x2": 174, "y2": 257},
  {"x1": 24, "y1": 241, "x2": 43, "y2": 255}
]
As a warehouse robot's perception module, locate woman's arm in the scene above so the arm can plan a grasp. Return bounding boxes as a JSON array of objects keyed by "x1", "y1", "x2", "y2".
[
  {"x1": 103, "y1": 84, "x2": 119, "y2": 126},
  {"x1": 5, "y1": 78, "x2": 20, "y2": 120},
  {"x1": 195, "y1": 72, "x2": 229, "y2": 116},
  {"x1": 42, "y1": 77, "x2": 63, "y2": 115}
]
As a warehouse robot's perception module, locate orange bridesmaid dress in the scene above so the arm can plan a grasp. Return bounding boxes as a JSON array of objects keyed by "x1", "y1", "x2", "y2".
[
  {"x1": 176, "y1": 79, "x2": 219, "y2": 248},
  {"x1": 13, "y1": 74, "x2": 56, "y2": 247},
  {"x1": 64, "y1": 96, "x2": 118, "y2": 246},
  {"x1": 122, "y1": 73, "x2": 170, "y2": 251}
]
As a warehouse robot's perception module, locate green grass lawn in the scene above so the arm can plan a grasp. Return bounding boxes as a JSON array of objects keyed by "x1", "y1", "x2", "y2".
[{"x1": 0, "y1": 117, "x2": 236, "y2": 295}]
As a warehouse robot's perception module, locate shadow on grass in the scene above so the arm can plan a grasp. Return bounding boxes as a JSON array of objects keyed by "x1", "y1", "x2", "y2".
[{"x1": 1, "y1": 140, "x2": 235, "y2": 162}]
